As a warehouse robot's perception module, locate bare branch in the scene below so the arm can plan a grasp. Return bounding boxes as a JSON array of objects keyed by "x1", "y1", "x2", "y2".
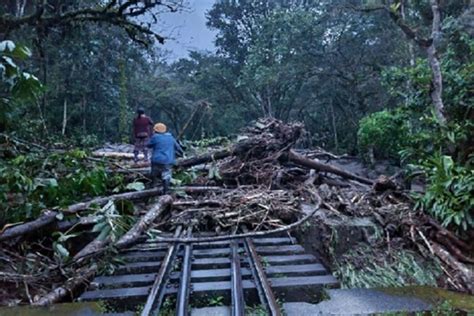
[{"x1": 0, "y1": 0, "x2": 182, "y2": 45}]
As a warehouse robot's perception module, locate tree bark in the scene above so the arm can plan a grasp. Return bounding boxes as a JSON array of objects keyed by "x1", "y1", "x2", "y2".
[
  {"x1": 93, "y1": 149, "x2": 233, "y2": 167},
  {"x1": 32, "y1": 265, "x2": 97, "y2": 306},
  {"x1": 73, "y1": 196, "x2": 173, "y2": 263},
  {"x1": 73, "y1": 238, "x2": 111, "y2": 261},
  {"x1": 329, "y1": 98, "x2": 339, "y2": 152},
  {"x1": 92, "y1": 151, "x2": 136, "y2": 159},
  {"x1": 62, "y1": 98, "x2": 67, "y2": 135},
  {"x1": 427, "y1": 0, "x2": 447, "y2": 125},
  {"x1": 387, "y1": 0, "x2": 447, "y2": 124},
  {"x1": 115, "y1": 195, "x2": 173, "y2": 249},
  {"x1": 285, "y1": 150, "x2": 374, "y2": 185},
  {"x1": 431, "y1": 242, "x2": 474, "y2": 294}
]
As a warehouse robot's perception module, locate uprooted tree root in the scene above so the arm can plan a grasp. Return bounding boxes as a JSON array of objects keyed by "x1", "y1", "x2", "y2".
[{"x1": 1, "y1": 118, "x2": 473, "y2": 306}]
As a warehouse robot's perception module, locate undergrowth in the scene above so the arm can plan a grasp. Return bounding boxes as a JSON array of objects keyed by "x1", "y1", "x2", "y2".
[
  {"x1": 335, "y1": 246, "x2": 442, "y2": 289},
  {"x1": 413, "y1": 153, "x2": 474, "y2": 232},
  {"x1": 0, "y1": 148, "x2": 127, "y2": 227}
]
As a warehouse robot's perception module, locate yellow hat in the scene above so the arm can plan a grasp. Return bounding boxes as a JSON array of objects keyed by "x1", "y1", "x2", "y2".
[{"x1": 154, "y1": 123, "x2": 167, "y2": 133}]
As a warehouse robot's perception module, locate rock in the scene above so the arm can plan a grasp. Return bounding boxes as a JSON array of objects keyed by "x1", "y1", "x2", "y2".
[{"x1": 295, "y1": 214, "x2": 379, "y2": 262}]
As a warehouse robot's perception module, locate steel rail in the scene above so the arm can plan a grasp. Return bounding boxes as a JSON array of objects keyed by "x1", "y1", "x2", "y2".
[
  {"x1": 230, "y1": 240, "x2": 245, "y2": 316},
  {"x1": 176, "y1": 227, "x2": 193, "y2": 316},
  {"x1": 244, "y1": 236, "x2": 281, "y2": 316},
  {"x1": 141, "y1": 225, "x2": 183, "y2": 316}
]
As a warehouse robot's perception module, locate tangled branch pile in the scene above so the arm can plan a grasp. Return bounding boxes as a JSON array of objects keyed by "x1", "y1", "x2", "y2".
[
  {"x1": 0, "y1": 118, "x2": 472, "y2": 307},
  {"x1": 169, "y1": 188, "x2": 300, "y2": 233}
]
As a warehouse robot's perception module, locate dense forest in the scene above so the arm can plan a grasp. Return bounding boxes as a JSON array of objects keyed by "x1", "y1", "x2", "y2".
[{"x1": 0, "y1": 0, "x2": 473, "y2": 312}]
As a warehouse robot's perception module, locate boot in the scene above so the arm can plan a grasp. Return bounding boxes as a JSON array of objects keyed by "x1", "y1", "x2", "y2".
[
  {"x1": 143, "y1": 150, "x2": 148, "y2": 161},
  {"x1": 133, "y1": 150, "x2": 139, "y2": 163},
  {"x1": 162, "y1": 179, "x2": 170, "y2": 195}
]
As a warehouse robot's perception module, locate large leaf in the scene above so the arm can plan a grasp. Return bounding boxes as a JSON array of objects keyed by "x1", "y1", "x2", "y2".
[{"x1": 125, "y1": 182, "x2": 145, "y2": 191}]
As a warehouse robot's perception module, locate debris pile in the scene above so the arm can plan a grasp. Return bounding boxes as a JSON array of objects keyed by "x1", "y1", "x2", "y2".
[
  {"x1": 0, "y1": 118, "x2": 473, "y2": 307},
  {"x1": 169, "y1": 188, "x2": 301, "y2": 233}
]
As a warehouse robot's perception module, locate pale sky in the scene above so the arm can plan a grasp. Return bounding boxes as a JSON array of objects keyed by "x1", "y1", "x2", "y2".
[{"x1": 153, "y1": 0, "x2": 217, "y2": 61}]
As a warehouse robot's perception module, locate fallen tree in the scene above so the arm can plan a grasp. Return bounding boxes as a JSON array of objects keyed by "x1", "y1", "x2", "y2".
[
  {"x1": 32, "y1": 265, "x2": 98, "y2": 306},
  {"x1": 73, "y1": 195, "x2": 173, "y2": 261},
  {"x1": 284, "y1": 150, "x2": 374, "y2": 185},
  {"x1": 0, "y1": 187, "x2": 225, "y2": 242},
  {"x1": 34, "y1": 195, "x2": 174, "y2": 305},
  {"x1": 0, "y1": 187, "x2": 161, "y2": 242}
]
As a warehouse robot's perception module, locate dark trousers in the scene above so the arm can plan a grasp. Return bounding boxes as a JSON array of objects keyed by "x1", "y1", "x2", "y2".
[
  {"x1": 133, "y1": 136, "x2": 149, "y2": 161},
  {"x1": 151, "y1": 163, "x2": 172, "y2": 187}
]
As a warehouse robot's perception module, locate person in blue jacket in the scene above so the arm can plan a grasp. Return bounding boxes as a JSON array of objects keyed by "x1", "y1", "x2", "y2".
[{"x1": 147, "y1": 123, "x2": 183, "y2": 194}]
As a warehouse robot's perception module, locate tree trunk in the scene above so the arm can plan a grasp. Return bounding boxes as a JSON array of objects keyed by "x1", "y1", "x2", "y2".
[
  {"x1": 32, "y1": 265, "x2": 97, "y2": 306},
  {"x1": 285, "y1": 150, "x2": 374, "y2": 185},
  {"x1": 82, "y1": 94, "x2": 87, "y2": 133},
  {"x1": 0, "y1": 187, "x2": 228, "y2": 242},
  {"x1": 115, "y1": 195, "x2": 173, "y2": 249},
  {"x1": 329, "y1": 98, "x2": 338, "y2": 152},
  {"x1": 73, "y1": 237, "x2": 111, "y2": 261},
  {"x1": 388, "y1": 0, "x2": 447, "y2": 124},
  {"x1": 401, "y1": 0, "x2": 416, "y2": 106},
  {"x1": 15, "y1": 0, "x2": 27, "y2": 17},
  {"x1": 427, "y1": 0, "x2": 447, "y2": 125},
  {"x1": 178, "y1": 101, "x2": 207, "y2": 139},
  {"x1": 62, "y1": 98, "x2": 67, "y2": 135},
  {"x1": 73, "y1": 196, "x2": 173, "y2": 267},
  {"x1": 431, "y1": 242, "x2": 474, "y2": 294}
]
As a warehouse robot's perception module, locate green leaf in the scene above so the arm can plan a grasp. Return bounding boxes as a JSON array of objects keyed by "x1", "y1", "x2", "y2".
[
  {"x1": 92, "y1": 221, "x2": 107, "y2": 233},
  {"x1": 97, "y1": 225, "x2": 112, "y2": 241},
  {"x1": 125, "y1": 182, "x2": 145, "y2": 191},
  {"x1": 48, "y1": 178, "x2": 58, "y2": 187},
  {"x1": 54, "y1": 243, "x2": 70, "y2": 258},
  {"x1": 10, "y1": 45, "x2": 32, "y2": 59},
  {"x1": 58, "y1": 232, "x2": 79, "y2": 242}
]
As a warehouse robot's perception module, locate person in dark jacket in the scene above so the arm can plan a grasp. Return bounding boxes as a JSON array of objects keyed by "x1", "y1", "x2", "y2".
[
  {"x1": 132, "y1": 108, "x2": 153, "y2": 163},
  {"x1": 147, "y1": 123, "x2": 183, "y2": 194}
]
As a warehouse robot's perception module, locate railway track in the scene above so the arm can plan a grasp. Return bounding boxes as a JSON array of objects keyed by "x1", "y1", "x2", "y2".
[{"x1": 79, "y1": 226, "x2": 338, "y2": 315}]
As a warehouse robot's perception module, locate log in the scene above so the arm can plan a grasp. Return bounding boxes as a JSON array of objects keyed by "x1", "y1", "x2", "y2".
[
  {"x1": 64, "y1": 188, "x2": 163, "y2": 214},
  {"x1": 177, "y1": 149, "x2": 232, "y2": 168},
  {"x1": 73, "y1": 238, "x2": 111, "y2": 261},
  {"x1": 55, "y1": 216, "x2": 99, "y2": 232},
  {"x1": 0, "y1": 210, "x2": 58, "y2": 241},
  {"x1": 32, "y1": 264, "x2": 97, "y2": 306},
  {"x1": 285, "y1": 150, "x2": 374, "y2": 185},
  {"x1": 92, "y1": 151, "x2": 135, "y2": 159},
  {"x1": 175, "y1": 186, "x2": 231, "y2": 194},
  {"x1": 0, "y1": 186, "x2": 228, "y2": 242},
  {"x1": 39, "y1": 196, "x2": 174, "y2": 305},
  {"x1": 95, "y1": 148, "x2": 232, "y2": 168},
  {"x1": 115, "y1": 195, "x2": 173, "y2": 249},
  {"x1": 426, "y1": 217, "x2": 471, "y2": 251},
  {"x1": 172, "y1": 199, "x2": 223, "y2": 208},
  {"x1": 431, "y1": 242, "x2": 474, "y2": 294},
  {"x1": 73, "y1": 195, "x2": 173, "y2": 263},
  {"x1": 0, "y1": 188, "x2": 162, "y2": 242}
]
